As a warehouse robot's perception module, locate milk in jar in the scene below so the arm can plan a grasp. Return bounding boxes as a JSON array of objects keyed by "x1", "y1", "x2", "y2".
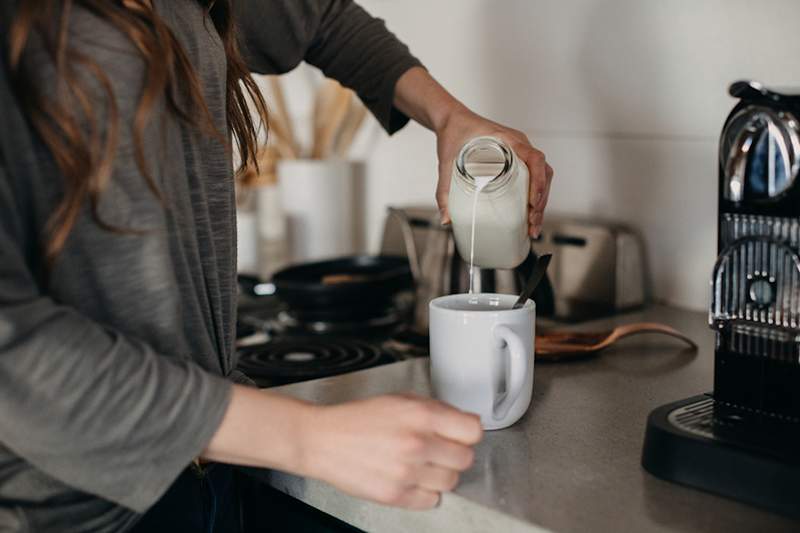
[{"x1": 448, "y1": 136, "x2": 530, "y2": 271}]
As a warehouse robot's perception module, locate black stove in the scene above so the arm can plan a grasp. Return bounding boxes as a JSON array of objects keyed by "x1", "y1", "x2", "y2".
[
  {"x1": 274, "y1": 305, "x2": 405, "y2": 336},
  {"x1": 237, "y1": 337, "x2": 398, "y2": 388},
  {"x1": 235, "y1": 288, "x2": 426, "y2": 387}
]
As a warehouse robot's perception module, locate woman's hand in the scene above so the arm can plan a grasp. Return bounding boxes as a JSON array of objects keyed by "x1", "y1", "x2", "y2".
[
  {"x1": 299, "y1": 394, "x2": 482, "y2": 509},
  {"x1": 204, "y1": 387, "x2": 481, "y2": 510},
  {"x1": 434, "y1": 106, "x2": 554, "y2": 237},
  {"x1": 394, "y1": 67, "x2": 554, "y2": 237}
]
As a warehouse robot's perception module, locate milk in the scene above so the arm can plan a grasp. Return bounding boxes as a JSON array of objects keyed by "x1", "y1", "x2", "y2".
[
  {"x1": 449, "y1": 137, "x2": 530, "y2": 272},
  {"x1": 468, "y1": 174, "x2": 495, "y2": 293}
]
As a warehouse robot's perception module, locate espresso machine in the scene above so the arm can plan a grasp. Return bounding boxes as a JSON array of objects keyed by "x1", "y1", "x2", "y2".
[{"x1": 642, "y1": 81, "x2": 800, "y2": 517}]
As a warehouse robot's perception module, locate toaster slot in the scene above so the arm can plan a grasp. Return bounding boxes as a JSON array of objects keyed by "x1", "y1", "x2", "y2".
[{"x1": 552, "y1": 234, "x2": 587, "y2": 247}]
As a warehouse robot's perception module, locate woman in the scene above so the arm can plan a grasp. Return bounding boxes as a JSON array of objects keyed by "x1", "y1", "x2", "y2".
[{"x1": 0, "y1": 0, "x2": 553, "y2": 531}]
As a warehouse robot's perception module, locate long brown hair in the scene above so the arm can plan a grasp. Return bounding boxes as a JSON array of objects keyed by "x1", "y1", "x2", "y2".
[{"x1": 6, "y1": 0, "x2": 268, "y2": 265}]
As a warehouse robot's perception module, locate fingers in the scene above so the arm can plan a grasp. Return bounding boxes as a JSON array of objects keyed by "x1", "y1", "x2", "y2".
[
  {"x1": 428, "y1": 402, "x2": 483, "y2": 445},
  {"x1": 392, "y1": 463, "x2": 459, "y2": 508},
  {"x1": 415, "y1": 463, "x2": 460, "y2": 492},
  {"x1": 423, "y1": 435, "x2": 475, "y2": 470},
  {"x1": 528, "y1": 162, "x2": 553, "y2": 237},
  {"x1": 396, "y1": 394, "x2": 483, "y2": 445},
  {"x1": 526, "y1": 158, "x2": 553, "y2": 208},
  {"x1": 519, "y1": 146, "x2": 547, "y2": 206},
  {"x1": 513, "y1": 141, "x2": 552, "y2": 238},
  {"x1": 528, "y1": 163, "x2": 553, "y2": 237},
  {"x1": 396, "y1": 487, "x2": 441, "y2": 510},
  {"x1": 316, "y1": 394, "x2": 480, "y2": 511},
  {"x1": 537, "y1": 163, "x2": 553, "y2": 211},
  {"x1": 436, "y1": 160, "x2": 452, "y2": 225}
]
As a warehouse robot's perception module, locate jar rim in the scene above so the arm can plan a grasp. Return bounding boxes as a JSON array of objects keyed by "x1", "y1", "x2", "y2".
[{"x1": 455, "y1": 136, "x2": 514, "y2": 192}]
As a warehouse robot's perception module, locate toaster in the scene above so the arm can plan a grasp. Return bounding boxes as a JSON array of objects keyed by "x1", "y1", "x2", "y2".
[
  {"x1": 532, "y1": 216, "x2": 648, "y2": 321},
  {"x1": 380, "y1": 206, "x2": 648, "y2": 323}
]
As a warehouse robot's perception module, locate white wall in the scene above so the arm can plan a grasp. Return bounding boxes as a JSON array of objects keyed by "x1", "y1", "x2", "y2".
[{"x1": 340, "y1": 0, "x2": 800, "y2": 311}]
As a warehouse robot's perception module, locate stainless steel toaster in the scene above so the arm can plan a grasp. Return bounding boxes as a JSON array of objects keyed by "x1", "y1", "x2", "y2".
[
  {"x1": 530, "y1": 216, "x2": 648, "y2": 320},
  {"x1": 380, "y1": 206, "x2": 648, "y2": 323}
]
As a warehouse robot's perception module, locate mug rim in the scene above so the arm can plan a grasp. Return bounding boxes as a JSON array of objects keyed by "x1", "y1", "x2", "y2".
[{"x1": 429, "y1": 293, "x2": 535, "y2": 315}]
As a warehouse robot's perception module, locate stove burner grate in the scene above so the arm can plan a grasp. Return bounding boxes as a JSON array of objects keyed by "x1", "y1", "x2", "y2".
[
  {"x1": 236, "y1": 337, "x2": 397, "y2": 387},
  {"x1": 275, "y1": 309, "x2": 404, "y2": 335}
]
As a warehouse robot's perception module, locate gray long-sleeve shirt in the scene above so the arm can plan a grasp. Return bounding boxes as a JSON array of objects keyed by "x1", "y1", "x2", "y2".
[{"x1": 0, "y1": 1, "x2": 420, "y2": 531}]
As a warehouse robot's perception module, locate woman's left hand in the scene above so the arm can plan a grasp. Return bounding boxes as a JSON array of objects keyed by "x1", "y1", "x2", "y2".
[{"x1": 434, "y1": 105, "x2": 554, "y2": 238}]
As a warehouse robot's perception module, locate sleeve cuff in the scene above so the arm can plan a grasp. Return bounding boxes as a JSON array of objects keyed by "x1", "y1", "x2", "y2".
[
  {"x1": 125, "y1": 371, "x2": 233, "y2": 513},
  {"x1": 368, "y1": 58, "x2": 425, "y2": 135}
]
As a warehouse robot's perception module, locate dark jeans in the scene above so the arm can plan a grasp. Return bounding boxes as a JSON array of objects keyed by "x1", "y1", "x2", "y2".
[
  {"x1": 131, "y1": 464, "x2": 241, "y2": 533},
  {"x1": 131, "y1": 464, "x2": 363, "y2": 533}
]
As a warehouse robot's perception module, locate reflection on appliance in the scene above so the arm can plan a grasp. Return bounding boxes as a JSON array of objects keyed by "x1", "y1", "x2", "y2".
[{"x1": 642, "y1": 81, "x2": 800, "y2": 519}]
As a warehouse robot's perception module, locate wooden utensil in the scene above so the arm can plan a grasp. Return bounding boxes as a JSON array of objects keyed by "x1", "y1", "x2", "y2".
[
  {"x1": 535, "y1": 322, "x2": 697, "y2": 362},
  {"x1": 311, "y1": 79, "x2": 342, "y2": 158},
  {"x1": 313, "y1": 84, "x2": 352, "y2": 159},
  {"x1": 239, "y1": 145, "x2": 280, "y2": 188},
  {"x1": 267, "y1": 114, "x2": 298, "y2": 159},
  {"x1": 267, "y1": 76, "x2": 299, "y2": 158},
  {"x1": 321, "y1": 268, "x2": 403, "y2": 286},
  {"x1": 334, "y1": 100, "x2": 368, "y2": 158},
  {"x1": 321, "y1": 273, "x2": 371, "y2": 285}
]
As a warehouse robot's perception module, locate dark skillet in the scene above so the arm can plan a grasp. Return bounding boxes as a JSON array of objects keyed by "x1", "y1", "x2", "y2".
[{"x1": 271, "y1": 255, "x2": 413, "y2": 310}]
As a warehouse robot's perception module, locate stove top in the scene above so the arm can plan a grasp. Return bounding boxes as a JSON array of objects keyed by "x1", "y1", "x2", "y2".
[
  {"x1": 235, "y1": 293, "x2": 428, "y2": 387},
  {"x1": 275, "y1": 307, "x2": 405, "y2": 336},
  {"x1": 237, "y1": 337, "x2": 399, "y2": 388}
]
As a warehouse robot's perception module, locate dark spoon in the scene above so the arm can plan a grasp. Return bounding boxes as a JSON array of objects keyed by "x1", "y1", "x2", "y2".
[{"x1": 512, "y1": 253, "x2": 552, "y2": 309}]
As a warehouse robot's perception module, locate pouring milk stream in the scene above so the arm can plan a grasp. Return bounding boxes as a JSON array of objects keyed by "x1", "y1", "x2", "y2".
[{"x1": 467, "y1": 175, "x2": 495, "y2": 293}]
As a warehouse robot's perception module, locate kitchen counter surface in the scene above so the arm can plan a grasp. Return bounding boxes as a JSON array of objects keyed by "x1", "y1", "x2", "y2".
[{"x1": 260, "y1": 305, "x2": 799, "y2": 532}]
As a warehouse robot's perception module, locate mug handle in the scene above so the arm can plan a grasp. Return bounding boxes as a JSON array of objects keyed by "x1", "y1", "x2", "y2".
[{"x1": 492, "y1": 324, "x2": 529, "y2": 421}]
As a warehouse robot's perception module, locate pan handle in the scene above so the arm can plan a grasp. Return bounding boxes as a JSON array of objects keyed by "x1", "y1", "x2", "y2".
[{"x1": 387, "y1": 207, "x2": 423, "y2": 283}]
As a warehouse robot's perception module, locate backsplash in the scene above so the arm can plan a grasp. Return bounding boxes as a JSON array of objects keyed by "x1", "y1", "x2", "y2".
[{"x1": 349, "y1": 0, "x2": 800, "y2": 311}]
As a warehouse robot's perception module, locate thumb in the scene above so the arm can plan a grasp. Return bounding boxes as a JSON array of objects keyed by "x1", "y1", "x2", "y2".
[{"x1": 436, "y1": 159, "x2": 452, "y2": 225}]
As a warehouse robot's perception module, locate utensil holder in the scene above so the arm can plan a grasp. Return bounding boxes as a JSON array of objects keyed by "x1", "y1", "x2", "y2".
[
  {"x1": 254, "y1": 183, "x2": 289, "y2": 280},
  {"x1": 278, "y1": 159, "x2": 357, "y2": 263}
]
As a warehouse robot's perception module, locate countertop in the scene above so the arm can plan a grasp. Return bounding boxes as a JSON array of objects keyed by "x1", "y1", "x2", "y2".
[{"x1": 258, "y1": 306, "x2": 800, "y2": 533}]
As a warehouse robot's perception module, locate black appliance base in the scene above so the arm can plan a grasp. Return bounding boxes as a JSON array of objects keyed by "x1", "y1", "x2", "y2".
[{"x1": 642, "y1": 394, "x2": 800, "y2": 518}]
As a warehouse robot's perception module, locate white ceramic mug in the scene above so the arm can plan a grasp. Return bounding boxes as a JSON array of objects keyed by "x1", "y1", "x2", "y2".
[{"x1": 429, "y1": 293, "x2": 535, "y2": 430}]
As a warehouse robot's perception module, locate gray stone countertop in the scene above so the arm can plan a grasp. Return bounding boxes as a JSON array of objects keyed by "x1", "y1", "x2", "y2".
[{"x1": 259, "y1": 305, "x2": 799, "y2": 533}]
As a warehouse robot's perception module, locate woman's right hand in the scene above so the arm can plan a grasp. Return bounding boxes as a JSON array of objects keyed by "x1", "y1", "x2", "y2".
[{"x1": 299, "y1": 393, "x2": 483, "y2": 509}]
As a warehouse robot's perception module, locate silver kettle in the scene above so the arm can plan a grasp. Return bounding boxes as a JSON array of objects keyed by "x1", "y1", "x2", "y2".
[{"x1": 380, "y1": 206, "x2": 529, "y2": 332}]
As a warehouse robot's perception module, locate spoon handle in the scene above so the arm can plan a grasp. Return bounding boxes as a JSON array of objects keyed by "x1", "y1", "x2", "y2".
[{"x1": 513, "y1": 253, "x2": 552, "y2": 309}]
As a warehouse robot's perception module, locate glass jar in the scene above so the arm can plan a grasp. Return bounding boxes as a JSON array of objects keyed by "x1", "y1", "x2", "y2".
[{"x1": 448, "y1": 136, "x2": 530, "y2": 269}]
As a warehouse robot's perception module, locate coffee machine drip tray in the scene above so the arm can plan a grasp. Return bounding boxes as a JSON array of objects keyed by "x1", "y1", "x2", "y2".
[{"x1": 642, "y1": 394, "x2": 800, "y2": 518}]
